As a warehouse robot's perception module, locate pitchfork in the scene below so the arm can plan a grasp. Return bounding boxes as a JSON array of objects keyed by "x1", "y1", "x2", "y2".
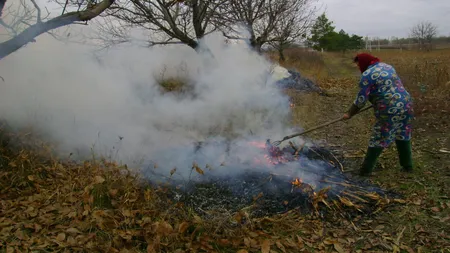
[{"x1": 271, "y1": 105, "x2": 373, "y2": 146}]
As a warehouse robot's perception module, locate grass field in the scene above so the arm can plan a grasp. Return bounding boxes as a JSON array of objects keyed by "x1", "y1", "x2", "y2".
[{"x1": 1, "y1": 48, "x2": 449, "y2": 252}]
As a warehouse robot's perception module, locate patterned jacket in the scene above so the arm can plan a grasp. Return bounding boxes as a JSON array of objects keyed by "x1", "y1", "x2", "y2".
[{"x1": 353, "y1": 62, "x2": 413, "y2": 119}]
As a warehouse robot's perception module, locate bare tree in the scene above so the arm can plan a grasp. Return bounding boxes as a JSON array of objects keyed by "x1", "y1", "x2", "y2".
[
  {"x1": 218, "y1": 0, "x2": 316, "y2": 53},
  {"x1": 0, "y1": 0, "x2": 115, "y2": 60},
  {"x1": 268, "y1": 0, "x2": 316, "y2": 62},
  {"x1": 410, "y1": 21, "x2": 438, "y2": 50},
  {"x1": 91, "y1": 0, "x2": 226, "y2": 51}
]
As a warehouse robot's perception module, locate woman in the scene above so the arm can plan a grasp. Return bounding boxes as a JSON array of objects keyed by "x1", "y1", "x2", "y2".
[{"x1": 343, "y1": 53, "x2": 414, "y2": 176}]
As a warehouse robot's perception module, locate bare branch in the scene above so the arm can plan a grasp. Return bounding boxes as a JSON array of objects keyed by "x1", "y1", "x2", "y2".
[
  {"x1": 62, "y1": 0, "x2": 69, "y2": 15},
  {"x1": 410, "y1": 21, "x2": 438, "y2": 50},
  {"x1": 93, "y1": 0, "x2": 226, "y2": 51},
  {"x1": 219, "y1": 0, "x2": 317, "y2": 52},
  {"x1": 29, "y1": 0, "x2": 41, "y2": 22},
  {"x1": 0, "y1": 0, "x2": 115, "y2": 59},
  {"x1": 0, "y1": 18, "x2": 17, "y2": 35},
  {"x1": 148, "y1": 40, "x2": 184, "y2": 46}
]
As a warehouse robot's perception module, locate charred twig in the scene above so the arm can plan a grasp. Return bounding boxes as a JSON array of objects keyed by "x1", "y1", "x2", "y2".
[
  {"x1": 341, "y1": 191, "x2": 369, "y2": 203},
  {"x1": 327, "y1": 151, "x2": 344, "y2": 172}
]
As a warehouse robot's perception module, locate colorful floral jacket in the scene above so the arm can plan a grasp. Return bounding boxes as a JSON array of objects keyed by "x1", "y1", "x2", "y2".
[{"x1": 353, "y1": 62, "x2": 413, "y2": 119}]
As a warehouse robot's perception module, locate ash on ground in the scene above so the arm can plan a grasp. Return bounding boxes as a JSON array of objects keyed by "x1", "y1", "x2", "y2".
[{"x1": 148, "y1": 140, "x2": 401, "y2": 218}]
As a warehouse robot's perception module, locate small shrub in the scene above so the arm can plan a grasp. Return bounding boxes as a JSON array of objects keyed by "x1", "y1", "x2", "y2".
[{"x1": 157, "y1": 77, "x2": 187, "y2": 92}]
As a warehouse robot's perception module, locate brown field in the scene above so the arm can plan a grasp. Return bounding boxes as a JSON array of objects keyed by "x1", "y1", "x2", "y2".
[{"x1": 1, "y1": 48, "x2": 449, "y2": 252}]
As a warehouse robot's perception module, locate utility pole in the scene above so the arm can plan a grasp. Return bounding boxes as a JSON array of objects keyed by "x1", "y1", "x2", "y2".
[
  {"x1": 365, "y1": 35, "x2": 372, "y2": 51},
  {"x1": 377, "y1": 37, "x2": 380, "y2": 51}
]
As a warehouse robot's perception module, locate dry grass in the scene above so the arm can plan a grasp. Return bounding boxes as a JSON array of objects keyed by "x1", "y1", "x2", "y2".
[
  {"x1": 157, "y1": 78, "x2": 187, "y2": 93},
  {"x1": 266, "y1": 48, "x2": 327, "y2": 81},
  {"x1": 154, "y1": 64, "x2": 191, "y2": 94},
  {"x1": 1, "y1": 48, "x2": 450, "y2": 252},
  {"x1": 381, "y1": 51, "x2": 449, "y2": 117},
  {"x1": 283, "y1": 48, "x2": 450, "y2": 252}
]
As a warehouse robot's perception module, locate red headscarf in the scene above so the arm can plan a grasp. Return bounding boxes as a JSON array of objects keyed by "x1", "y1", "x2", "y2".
[{"x1": 354, "y1": 53, "x2": 381, "y2": 73}]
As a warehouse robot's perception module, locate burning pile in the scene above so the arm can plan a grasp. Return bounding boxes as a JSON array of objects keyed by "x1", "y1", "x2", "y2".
[
  {"x1": 274, "y1": 69, "x2": 325, "y2": 94},
  {"x1": 150, "y1": 139, "x2": 401, "y2": 218}
]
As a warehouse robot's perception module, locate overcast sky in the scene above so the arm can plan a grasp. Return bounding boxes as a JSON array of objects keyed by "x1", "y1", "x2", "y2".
[
  {"x1": 2, "y1": 0, "x2": 450, "y2": 41},
  {"x1": 316, "y1": 0, "x2": 450, "y2": 38}
]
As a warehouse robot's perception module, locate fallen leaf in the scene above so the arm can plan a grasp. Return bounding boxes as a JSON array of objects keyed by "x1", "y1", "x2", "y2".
[
  {"x1": 249, "y1": 232, "x2": 259, "y2": 238},
  {"x1": 109, "y1": 189, "x2": 118, "y2": 197},
  {"x1": 261, "y1": 239, "x2": 270, "y2": 253},
  {"x1": 193, "y1": 215, "x2": 202, "y2": 224},
  {"x1": 56, "y1": 232, "x2": 66, "y2": 242},
  {"x1": 236, "y1": 250, "x2": 248, "y2": 253},
  {"x1": 283, "y1": 238, "x2": 297, "y2": 248},
  {"x1": 440, "y1": 216, "x2": 450, "y2": 223},
  {"x1": 374, "y1": 225, "x2": 385, "y2": 230},
  {"x1": 393, "y1": 199, "x2": 406, "y2": 204},
  {"x1": 122, "y1": 210, "x2": 132, "y2": 217},
  {"x1": 178, "y1": 222, "x2": 189, "y2": 234},
  {"x1": 68, "y1": 211, "x2": 77, "y2": 218},
  {"x1": 94, "y1": 176, "x2": 105, "y2": 184},
  {"x1": 334, "y1": 243, "x2": 345, "y2": 253},
  {"x1": 66, "y1": 227, "x2": 81, "y2": 234},
  {"x1": 431, "y1": 207, "x2": 440, "y2": 212},
  {"x1": 323, "y1": 238, "x2": 336, "y2": 245},
  {"x1": 276, "y1": 240, "x2": 286, "y2": 253},
  {"x1": 244, "y1": 237, "x2": 251, "y2": 247},
  {"x1": 34, "y1": 224, "x2": 42, "y2": 232},
  {"x1": 195, "y1": 167, "x2": 204, "y2": 175},
  {"x1": 67, "y1": 236, "x2": 76, "y2": 245},
  {"x1": 155, "y1": 221, "x2": 173, "y2": 236},
  {"x1": 147, "y1": 244, "x2": 156, "y2": 253},
  {"x1": 192, "y1": 162, "x2": 204, "y2": 175}
]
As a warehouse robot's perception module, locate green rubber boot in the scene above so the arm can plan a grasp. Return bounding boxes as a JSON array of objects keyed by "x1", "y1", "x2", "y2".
[
  {"x1": 360, "y1": 147, "x2": 384, "y2": 176},
  {"x1": 395, "y1": 140, "x2": 413, "y2": 172}
]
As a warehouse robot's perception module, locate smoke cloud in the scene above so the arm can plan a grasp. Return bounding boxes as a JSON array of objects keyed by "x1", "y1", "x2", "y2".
[{"x1": 0, "y1": 28, "x2": 305, "y2": 179}]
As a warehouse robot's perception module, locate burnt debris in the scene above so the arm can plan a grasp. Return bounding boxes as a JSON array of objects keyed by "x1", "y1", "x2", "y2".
[
  {"x1": 149, "y1": 139, "x2": 401, "y2": 219},
  {"x1": 275, "y1": 69, "x2": 325, "y2": 95}
]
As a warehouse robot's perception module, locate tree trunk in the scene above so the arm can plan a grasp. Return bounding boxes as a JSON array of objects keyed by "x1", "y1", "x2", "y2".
[
  {"x1": 192, "y1": 40, "x2": 216, "y2": 60},
  {"x1": 0, "y1": 0, "x2": 7, "y2": 17},
  {"x1": 188, "y1": 40, "x2": 199, "y2": 50},
  {"x1": 278, "y1": 48, "x2": 285, "y2": 62},
  {"x1": 0, "y1": 0, "x2": 114, "y2": 60},
  {"x1": 249, "y1": 36, "x2": 263, "y2": 53}
]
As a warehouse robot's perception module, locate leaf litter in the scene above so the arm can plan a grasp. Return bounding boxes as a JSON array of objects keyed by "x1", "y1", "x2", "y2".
[{"x1": 0, "y1": 122, "x2": 443, "y2": 252}]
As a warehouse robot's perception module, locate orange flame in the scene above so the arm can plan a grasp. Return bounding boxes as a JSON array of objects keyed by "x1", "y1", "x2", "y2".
[
  {"x1": 291, "y1": 177, "x2": 302, "y2": 187},
  {"x1": 247, "y1": 141, "x2": 266, "y2": 149}
]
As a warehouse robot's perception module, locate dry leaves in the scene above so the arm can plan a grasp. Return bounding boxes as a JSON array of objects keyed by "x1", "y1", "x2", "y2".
[
  {"x1": 1, "y1": 115, "x2": 448, "y2": 253},
  {"x1": 261, "y1": 239, "x2": 270, "y2": 253},
  {"x1": 94, "y1": 175, "x2": 105, "y2": 184},
  {"x1": 192, "y1": 163, "x2": 204, "y2": 175}
]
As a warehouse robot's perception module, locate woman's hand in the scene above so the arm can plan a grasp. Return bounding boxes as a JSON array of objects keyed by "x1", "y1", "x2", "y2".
[{"x1": 343, "y1": 113, "x2": 351, "y2": 120}]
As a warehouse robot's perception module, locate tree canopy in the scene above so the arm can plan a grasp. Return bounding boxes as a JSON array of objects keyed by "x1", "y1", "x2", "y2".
[{"x1": 307, "y1": 13, "x2": 363, "y2": 52}]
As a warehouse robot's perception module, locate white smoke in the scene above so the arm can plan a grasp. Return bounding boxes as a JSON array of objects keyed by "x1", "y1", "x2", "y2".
[{"x1": 0, "y1": 28, "x2": 302, "y2": 179}]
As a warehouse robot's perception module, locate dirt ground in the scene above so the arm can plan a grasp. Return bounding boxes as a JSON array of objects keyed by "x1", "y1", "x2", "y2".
[
  {"x1": 1, "y1": 49, "x2": 449, "y2": 253},
  {"x1": 283, "y1": 49, "x2": 450, "y2": 252}
]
